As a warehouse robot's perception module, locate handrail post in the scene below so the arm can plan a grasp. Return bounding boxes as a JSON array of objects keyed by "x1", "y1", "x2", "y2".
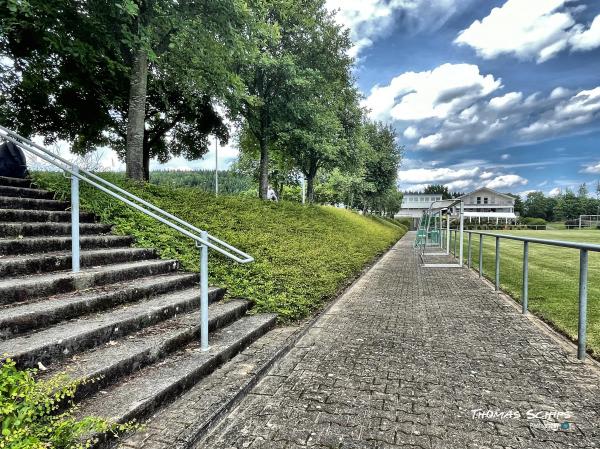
[
  {"x1": 200, "y1": 230, "x2": 209, "y2": 350},
  {"x1": 495, "y1": 236, "x2": 500, "y2": 291},
  {"x1": 578, "y1": 249, "x2": 589, "y2": 360},
  {"x1": 522, "y1": 241, "x2": 529, "y2": 314},
  {"x1": 446, "y1": 214, "x2": 450, "y2": 255},
  {"x1": 467, "y1": 232, "x2": 472, "y2": 269},
  {"x1": 479, "y1": 234, "x2": 483, "y2": 278},
  {"x1": 71, "y1": 165, "x2": 80, "y2": 273}
]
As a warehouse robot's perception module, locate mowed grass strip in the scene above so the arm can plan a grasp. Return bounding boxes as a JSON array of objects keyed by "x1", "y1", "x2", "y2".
[
  {"x1": 32, "y1": 172, "x2": 406, "y2": 322},
  {"x1": 451, "y1": 230, "x2": 600, "y2": 356}
]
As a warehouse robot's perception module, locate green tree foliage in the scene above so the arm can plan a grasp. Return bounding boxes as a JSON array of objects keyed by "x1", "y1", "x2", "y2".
[
  {"x1": 360, "y1": 122, "x2": 402, "y2": 211},
  {"x1": 0, "y1": 0, "x2": 251, "y2": 180},
  {"x1": 230, "y1": 0, "x2": 307, "y2": 199},
  {"x1": 507, "y1": 193, "x2": 525, "y2": 216},
  {"x1": 524, "y1": 191, "x2": 550, "y2": 219},
  {"x1": 522, "y1": 188, "x2": 600, "y2": 222},
  {"x1": 424, "y1": 184, "x2": 450, "y2": 199}
]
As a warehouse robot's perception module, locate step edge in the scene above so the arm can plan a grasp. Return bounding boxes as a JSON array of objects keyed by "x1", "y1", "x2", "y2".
[
  {"x1": 0, "y1": 273, "x2": 201, "y2": 336},
  {"x1": 81, "y1": 314, "x2": 275, "y2": 431},
  {"x1": 66, "y1": 300, "x2": 251, "y2": 400},
  {"x1": 3, "y1": 287, "x2": 227, "y2": 368}
]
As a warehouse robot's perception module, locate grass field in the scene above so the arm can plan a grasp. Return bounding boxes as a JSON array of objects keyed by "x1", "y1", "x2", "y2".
[{"x1": 450, "y1": 229, "x2": 600, "y2": 357}]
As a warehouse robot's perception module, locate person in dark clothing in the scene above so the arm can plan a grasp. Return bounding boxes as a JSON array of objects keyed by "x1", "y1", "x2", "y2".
[{"x1": 0, "y1": 141, "x2": 27, "y2": 178}]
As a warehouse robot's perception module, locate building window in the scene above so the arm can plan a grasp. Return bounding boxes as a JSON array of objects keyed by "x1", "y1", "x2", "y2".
[
  {"x1": 484, "y1": 198, "x2": 489, "y2": 204},
  {"x1": 477, "y1": 197, "x2": 481, "y2": 204}
]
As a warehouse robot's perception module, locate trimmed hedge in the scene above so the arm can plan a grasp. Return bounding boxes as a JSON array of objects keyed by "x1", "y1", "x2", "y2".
[{"x1": 32, "y1": 172, "x2": 406, "y2": 321}]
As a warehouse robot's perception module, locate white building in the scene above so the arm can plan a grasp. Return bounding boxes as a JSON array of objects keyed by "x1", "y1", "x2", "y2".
[
  {"x1": 396, "y1": 193, "x2": 443, "y2": 228},
  {"x1": 454, "y1": 187, "x2": 517, "y2": 224}
]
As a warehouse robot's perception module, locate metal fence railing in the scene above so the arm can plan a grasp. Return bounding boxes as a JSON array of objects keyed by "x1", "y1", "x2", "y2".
[
  {"x1": 441, "y1": 228, "x2": 599, "y2": 361},
  {"x1": 0, "y1": 125, "x2": 254, "y2": 350}
]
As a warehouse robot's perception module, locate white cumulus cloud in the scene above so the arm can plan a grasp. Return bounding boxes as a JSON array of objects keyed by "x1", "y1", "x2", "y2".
[
  {"x1": 364, "y1": 63, "x2": 502, "y2": 123},
  {"x1": 366, "y1": 61, "x2": 600, "y2": 151},
  {"x1": 486, "y1": 174, "x2": 528, "y2": 189},
  {"x1": 455, "y1": 0, "x2": 600, "y2": 63},
  {"x1": 581, "y1": 161, "x2": 600, "y2": 174},
  {"x1": 549, "y1": 187, "x2": 562, "y2": 196},
  {"x1": 327, "y1": 0, "x2": 476, "y2": 57}
]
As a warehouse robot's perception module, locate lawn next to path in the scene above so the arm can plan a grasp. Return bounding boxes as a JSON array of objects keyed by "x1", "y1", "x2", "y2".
[
  {"x1": 458, "y1": 229, "x2": 600, "y2": 357},
  {"x1": 32, "y1": 172, "x2": 406, "y2": 322}
]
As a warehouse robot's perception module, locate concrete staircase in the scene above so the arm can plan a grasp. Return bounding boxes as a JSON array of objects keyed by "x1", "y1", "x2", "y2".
[{"x1": 0, "y1": 175, "x2": 278, "y2": 447}]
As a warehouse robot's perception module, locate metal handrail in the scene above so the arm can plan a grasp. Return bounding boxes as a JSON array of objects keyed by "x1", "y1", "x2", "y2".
[
  {"x1": 442, "y1": 228, "x2": 597, "y2": 360},
  {"x1": 0, "y1": 125, "x2": 253, "y2": 263},
  {"x1": 0, "y1": 125, "x2": 254, "y2": 350}
]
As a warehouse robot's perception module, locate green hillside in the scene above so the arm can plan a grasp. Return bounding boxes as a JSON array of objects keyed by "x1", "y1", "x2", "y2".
[{"x1": 32, "y1": 172, "x2": 406, "y2": 321}]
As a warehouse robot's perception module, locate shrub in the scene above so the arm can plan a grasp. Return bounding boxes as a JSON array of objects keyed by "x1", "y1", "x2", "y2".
[
  {"x1": 32, "y1": 172, "x2": 405, "y2": 322},
  {"x1": 396, "y1": 217, "x2": 411, "y2": 229},
  {"x1": 521, "y1": 217, "x2": 547, "y2": 225},
  {"x1": 0, "y1": 358, "x2": 130, "y2": 449}
]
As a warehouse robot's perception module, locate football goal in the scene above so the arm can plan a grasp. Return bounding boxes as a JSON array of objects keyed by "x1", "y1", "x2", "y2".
[{"x1": 579, "y1": 215, "x2": 600, "y2": 229}]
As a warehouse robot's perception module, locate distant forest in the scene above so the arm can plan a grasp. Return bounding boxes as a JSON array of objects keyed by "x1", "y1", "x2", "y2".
[{"x1": 150, "y1": 170, "x2": 254, "y2": 195}]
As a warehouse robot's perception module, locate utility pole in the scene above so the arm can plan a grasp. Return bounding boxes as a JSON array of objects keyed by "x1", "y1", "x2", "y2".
[
  {"x1": 301, "y1": 176, "x2": 306, "y2": 204},
  {"x1": 215, "y1": 136, "x2": 219, "y2": 196}
]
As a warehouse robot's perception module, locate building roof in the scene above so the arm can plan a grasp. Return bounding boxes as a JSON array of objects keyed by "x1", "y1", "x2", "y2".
[{"x1": 457, "y1": 187, "x2": 515, "y2": 201}]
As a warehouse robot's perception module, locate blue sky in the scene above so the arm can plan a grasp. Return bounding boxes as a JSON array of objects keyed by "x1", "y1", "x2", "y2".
[
  {"x1": 40, "y1": 0, "x2": 599, "y2": 197},
  {"x1": 329, "y1": 0, "x2": 600, "y2": 196}
]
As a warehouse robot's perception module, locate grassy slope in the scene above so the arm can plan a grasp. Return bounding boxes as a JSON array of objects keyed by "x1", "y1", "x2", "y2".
[
  {"x1": 32, "y1": 172, "x2": 406, "y2": 321},
  {"x1": 453, "y1": 229, "x2": 600, "y2": 355}
]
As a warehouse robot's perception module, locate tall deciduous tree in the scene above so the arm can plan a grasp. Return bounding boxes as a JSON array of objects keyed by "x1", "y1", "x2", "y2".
[
  {"x1": 231, "y1": 0, "x2": 310, "y2": 199},
  {"x1": 0, "y1": 0, "x2": 250, "y2": 180},
  {"x1": 273, "y1": 5, "x2": 360, "y2": 202}
]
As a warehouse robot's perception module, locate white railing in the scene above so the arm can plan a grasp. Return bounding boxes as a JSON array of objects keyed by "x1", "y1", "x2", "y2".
[{"x1": 0, "y1": 125, "x2": 253, "y2": 350}]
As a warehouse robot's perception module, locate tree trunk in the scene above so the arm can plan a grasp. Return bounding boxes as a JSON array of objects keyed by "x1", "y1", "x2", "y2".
[
  {"x1": 125, "y1": 47, "x2": 148, "y2": 181},
  {"x1": 258, "y1": 135, "x2": 269, "y2": 200},
  {"x1": 143, "y1": 139, "x2": 150, "y2": 182},
  {"x1": 305, "y1": 160, "x2": 318, "y2": 204},
  {"x1": 306, "y1": 175, "x2": 315, "y2": 203}
]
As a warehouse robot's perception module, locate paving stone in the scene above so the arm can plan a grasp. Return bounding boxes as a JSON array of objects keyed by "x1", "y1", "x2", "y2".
[{"x1": 198, "y1": 233, "x2": 600, "y2": 448}]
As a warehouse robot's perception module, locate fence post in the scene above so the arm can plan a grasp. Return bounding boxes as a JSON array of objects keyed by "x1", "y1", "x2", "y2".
[
  {"x1": 71, "y1": 165, "x2": 80, "y2": 273},
  {"x1": 458, "y1": 202, "x2": 464, "y2": 267},
  {"x1": 578, "y1": 249, "x2": 589, "y2": 360},
  {"x1": 479, "y1": 234, "x2": 483, "y2": 278},
  {"x1": 200, "y1": 230, "x2": 209, "y2": 350},
  {"x1": 522, "y1": 241, "x2": 529, "y2": 314},
  {"x1": 495, "y1": 236, "x2": 500, "y2": 291},
  {"x1": 453, "y1": 229, "x2": 457, "y2": 257},
  {"x1": 467, "y1": 232, "x2": 472, "y2": 269}
]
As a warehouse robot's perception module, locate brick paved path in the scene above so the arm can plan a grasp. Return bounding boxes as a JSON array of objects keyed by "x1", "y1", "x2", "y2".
[{"x1": 199, "y1": 233, "x2": 600, "y2": 448}]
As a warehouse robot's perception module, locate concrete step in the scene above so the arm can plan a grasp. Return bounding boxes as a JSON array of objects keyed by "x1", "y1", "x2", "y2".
[
  {"x1": 0, "y1": 195, "x2": 69, "y2": 211},
  {"x1": 120, "y1": 326, "x2": 296, "y2": 449},
  {"x1": 0, "y1": 235, "x2": 134, "y2": 256},
  {"x1": 0, "y1": 286, "x2": 227, "y2": 368},
  {"x1": 75, "y1": 314, "x2": 276, "y2": 429},
  {"x1": 0, "y1": 221, "x2": 112, "y2": 237},
  {"x1": 0, "y1": 272, "x2": 199, "y2": 338},
  {"x1": 0, "y1": 208, "x2": 96, "y2": 223},
  {"x1": 0, "y1": 175, "x2": 31, "y2": 188},
  {"x1": 0, "y1": 185, "x2": 55, "y2": 200},
  {"x1": 0, "y1": 247, "x2": 157, "y2": 278},
  {"x1": 0, "y1": 259, "x2": 180, "y2": 306},
  {"x1": 42, "y1": 300, "x2": 252, "y2": 399}
]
